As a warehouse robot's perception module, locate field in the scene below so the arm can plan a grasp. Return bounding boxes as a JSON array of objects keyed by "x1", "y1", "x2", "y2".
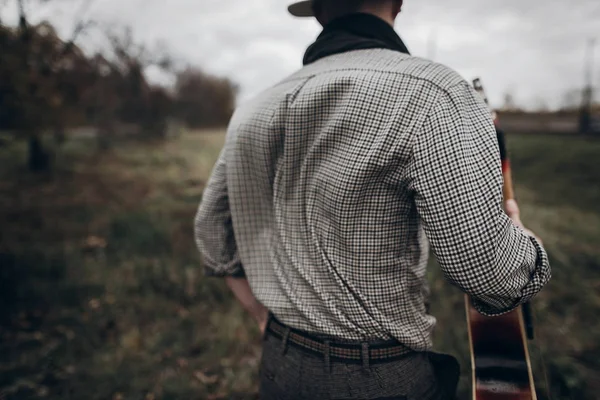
[{"x1": 0, "y1": 130, "x2": 599, "y2": 400}]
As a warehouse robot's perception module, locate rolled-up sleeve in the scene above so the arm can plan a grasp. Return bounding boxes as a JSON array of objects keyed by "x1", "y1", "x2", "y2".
[
  {"x1": 194, "y1": 147, "x2": 245, "y2": 278},
  {"x1": 405, "y1": 82, "x2": 551, "y2": 316}
]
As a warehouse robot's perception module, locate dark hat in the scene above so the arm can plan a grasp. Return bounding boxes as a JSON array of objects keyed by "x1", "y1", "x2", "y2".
[{"x1": 288, "y1": 0, "x2": 314, "y2": 17}]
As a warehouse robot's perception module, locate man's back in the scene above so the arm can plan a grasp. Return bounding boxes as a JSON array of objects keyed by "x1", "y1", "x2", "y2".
[{"x1": 196, "y1": 48, "x2": 550, "y2": 351}]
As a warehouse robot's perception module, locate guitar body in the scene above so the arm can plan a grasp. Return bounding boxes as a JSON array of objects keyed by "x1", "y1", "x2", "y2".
[{"x1": 465, "y1": 297, "x2": 537, "y2": 399}]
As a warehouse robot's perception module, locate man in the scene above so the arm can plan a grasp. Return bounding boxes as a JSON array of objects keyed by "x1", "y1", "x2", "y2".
[{"x1": 194, "y1": 0, "x2": 551, "y2": 398}]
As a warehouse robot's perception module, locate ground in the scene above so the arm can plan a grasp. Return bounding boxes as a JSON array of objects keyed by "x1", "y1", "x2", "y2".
[{"x1": 0, "y1": 130, "x2": 598, "y2": 400}]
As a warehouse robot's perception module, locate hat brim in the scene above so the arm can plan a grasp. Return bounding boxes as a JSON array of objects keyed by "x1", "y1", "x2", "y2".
[{"x1": 288, "y1": 1, "x2": 314, "y2": 17}]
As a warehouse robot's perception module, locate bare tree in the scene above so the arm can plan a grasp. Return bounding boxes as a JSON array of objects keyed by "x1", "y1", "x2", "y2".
[
  {"x1": 501, "y1": 90, "x2": 519, "y2": 112},
  {"x1": 173, "y1": 68, "x2": 238, "y2": 129},
  {"x1": 7, "y1": 0, "x2": 96, "y2": 171}
]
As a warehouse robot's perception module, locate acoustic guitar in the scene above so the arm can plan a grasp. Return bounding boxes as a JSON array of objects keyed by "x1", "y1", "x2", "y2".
[{"x1": 465, "y1": 78, "x2": 537, "y2": 400}]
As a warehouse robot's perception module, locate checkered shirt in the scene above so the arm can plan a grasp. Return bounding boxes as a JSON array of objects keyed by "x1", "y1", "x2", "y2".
[{"x1": 194, "y1": 49, "x2": 551, "y2": 351}]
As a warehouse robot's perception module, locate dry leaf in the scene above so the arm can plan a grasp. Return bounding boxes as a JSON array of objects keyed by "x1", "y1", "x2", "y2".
[
  {"x1": 120, "y1": 328, "x2": 142, "y2": 351},
  {"x1": 37, "y1": 386, "x2": 49, "y2": 397},
  {"x1": 193, "y1": 370, "x2": 219, "y2": 385},
  {"x1": 240, "y1": 354, "x2": 259, "y2": 367},
  {"x1": 85, "y1": 236, "x2": 107, "y2": 249},
  {"x1": 206, "y1": 393, "x2": 229, "y2": 400},
  {"x1": 177, "y1": 308, "x2": 190, "y2": 318},
  {"x1": 89, "y1": 299, "x2": 101, "y2": 310},
  {"x1": 176, "y1": 358, "x2": 188, "y2": 368}
]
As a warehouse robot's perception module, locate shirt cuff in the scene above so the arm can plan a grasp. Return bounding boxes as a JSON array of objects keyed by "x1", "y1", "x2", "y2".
[
  {"x1": 203, "y1": 261, "x2": 246, "y2": 278},
  {"x1": 470, "y1": 296, "x2": 520, "y2": 317},
  {"x1": 470, "y1": 234, "x2": 550, "y2": 317}
]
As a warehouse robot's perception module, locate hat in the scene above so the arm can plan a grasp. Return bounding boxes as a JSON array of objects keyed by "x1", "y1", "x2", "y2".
[{"x1": 288, "y1": 0, "x2": 314, "y2": 17}]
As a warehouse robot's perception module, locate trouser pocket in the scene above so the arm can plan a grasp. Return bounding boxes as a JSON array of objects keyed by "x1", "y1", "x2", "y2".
[{"x1": 427, "y1": 352, "x2": 460, "y2": 400}]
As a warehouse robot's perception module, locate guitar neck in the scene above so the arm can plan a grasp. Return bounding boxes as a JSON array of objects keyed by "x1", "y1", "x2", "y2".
[{"x1": 467, "y1": 78, "x2": 537, "y2": 400}]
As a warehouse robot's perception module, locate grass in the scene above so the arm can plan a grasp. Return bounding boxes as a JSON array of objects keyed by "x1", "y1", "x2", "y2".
[
  {"x1": 0, "y1": 131, "x2": 598, "y2": 400},
  {"x1": 0, "y1": 131, "x2": 261, "y2": 400}
]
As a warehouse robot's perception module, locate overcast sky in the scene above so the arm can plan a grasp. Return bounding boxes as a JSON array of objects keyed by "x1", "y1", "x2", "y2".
[{"x1": 2, "y1": 0, "x2": 599, "y2": 110}]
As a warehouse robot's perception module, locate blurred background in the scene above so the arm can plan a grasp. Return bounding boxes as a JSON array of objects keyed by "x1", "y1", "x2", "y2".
[{"x1": 0, "y1": 0, "x2": 598, "y2": 399}]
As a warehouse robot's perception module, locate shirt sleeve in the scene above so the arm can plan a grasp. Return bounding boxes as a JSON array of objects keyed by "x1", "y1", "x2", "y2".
[
  {"x1": 194, "y1": 147, "x2": 245, "y2": 278},
  {"x1": 405, "y1": 82, "x2": 551, "y2": 316}
]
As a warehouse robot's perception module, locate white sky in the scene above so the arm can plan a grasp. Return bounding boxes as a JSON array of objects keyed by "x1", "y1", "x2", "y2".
[{"x1": 2, "y1": 0, "x2": 599, "y2": 110}]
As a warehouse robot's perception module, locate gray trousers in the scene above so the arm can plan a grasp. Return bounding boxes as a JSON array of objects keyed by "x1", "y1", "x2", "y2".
[{"x1": 259, "y1": 331, "x2": 460, "y2": 400}]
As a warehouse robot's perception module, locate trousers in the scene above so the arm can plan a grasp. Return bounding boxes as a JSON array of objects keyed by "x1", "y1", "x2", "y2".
[{"x1": 258, "y1": 328, "x2": 460, "y2": 400}]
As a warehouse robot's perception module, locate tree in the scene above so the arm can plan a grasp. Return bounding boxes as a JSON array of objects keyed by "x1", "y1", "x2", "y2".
[
  {"x1": 0, "y1": 0, "x2": 95, "y2": 171},
  {"x1": 173, "y1": 68, "x2": 238, "y2": 128},
  {"x1": 1, "y1": 3, "x2": 177, "y2": 165},
  {"x1": 501, "y1": 91, "x2": 519, "y2": 112},
  {"x1": 98, "y1": 26, "x2": 175, "y2": 139},
  {"x1": 1, "y1": 0, "x2": 238, "y2": 167}
]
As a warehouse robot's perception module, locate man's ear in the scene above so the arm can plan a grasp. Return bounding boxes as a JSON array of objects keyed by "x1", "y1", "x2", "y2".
[{"x1": 392, "y1": 0, "x2": 403, "y2": 17}]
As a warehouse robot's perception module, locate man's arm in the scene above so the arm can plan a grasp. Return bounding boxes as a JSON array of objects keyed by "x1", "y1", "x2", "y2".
[
  {"x1": 194, "y1": 148, "x2": 268, "y2": 330},
  {"x1": 404, "y1": 82, "x2": 551, "y2": 316},
  {"x1": 225, "y1": 277, "x2": 268, "y2": 334}
]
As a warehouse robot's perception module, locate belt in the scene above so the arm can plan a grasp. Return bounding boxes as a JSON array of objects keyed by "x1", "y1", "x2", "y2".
[{"x1": 266, "y1": 316, "x2": 413, "y2": 365}]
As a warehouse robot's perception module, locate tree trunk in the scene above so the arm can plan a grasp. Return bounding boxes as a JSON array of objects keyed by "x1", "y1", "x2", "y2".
[{"x1": 28, "y1": 135, "x2": 50, "y2": 171}]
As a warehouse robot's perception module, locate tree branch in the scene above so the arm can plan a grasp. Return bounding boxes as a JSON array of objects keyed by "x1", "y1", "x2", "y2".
[
  {"x1": 69, "y1": 0, "x2": 95, "y2": 42},
  {"x1": 17, "y1": 0, "x2": 27, "y2": 29}
]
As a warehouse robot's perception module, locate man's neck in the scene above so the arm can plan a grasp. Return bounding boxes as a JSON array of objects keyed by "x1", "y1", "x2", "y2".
[
  {"x1": 368, "y1": 12, "x2": 395, "y2": 27},
  {"x1": 321, "y1": 10, "x2": 396, "y2": 28},
  {"x1": 357, "y1": 6, "x2": 396, "y2": 26}
]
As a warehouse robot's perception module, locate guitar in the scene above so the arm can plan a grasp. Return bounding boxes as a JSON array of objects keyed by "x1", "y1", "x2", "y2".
[{"x1": 465, "y1": 78, "x2": 537, "y2": 400}]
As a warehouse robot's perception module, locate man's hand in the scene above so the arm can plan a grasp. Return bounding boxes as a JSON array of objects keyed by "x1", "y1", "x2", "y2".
[
  {"x1": 225, "y1": 277, "x2": 270, "y2": 336},
  {"x1": 257, "y1": 309, "x2": 269, "y2": 335},
  {"x1": 505, "y1": 199, "x2": 543, "y2": 245}
]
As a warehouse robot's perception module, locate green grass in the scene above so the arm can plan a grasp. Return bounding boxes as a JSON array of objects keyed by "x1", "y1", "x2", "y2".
[
  {"x1": 0, "y1": 131, "x2": 598, "y2": 399},
  {"x1": 0, "y1": 131, "x2": 261, "y2": 400},
  {"x1": 508, "y1": 135, "x2": 600, "y2": 214}
]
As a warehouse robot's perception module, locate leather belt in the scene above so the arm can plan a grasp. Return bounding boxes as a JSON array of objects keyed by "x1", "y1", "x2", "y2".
[{"x1": 266, "y1": 316, "x2": 413, "y2": 365}]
